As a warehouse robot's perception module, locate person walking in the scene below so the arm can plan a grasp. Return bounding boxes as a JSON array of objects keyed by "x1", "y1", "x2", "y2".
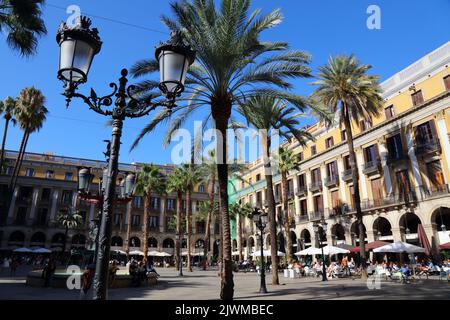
[
  {"x1": 43, "y1": 258, "x2": 56, "y2": 287},
  {"x1": 79, "y1": 264, "x2": 95, "y2": 300},
  {"x1": 341, "y1": 256, "x2": 349, "y2": 277}
]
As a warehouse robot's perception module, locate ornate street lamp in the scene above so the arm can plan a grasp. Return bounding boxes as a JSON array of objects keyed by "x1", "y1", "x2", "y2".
[
  {"x1": 57, "y1": 16, "x2": 195, "y2": 300},
  {"x1": 77, "y1": 167, "x2": 94, "y2": 194},
  {"x1": 313, "y1": 220, "x2": 328, "y2": 282},
  {"x1": 252, "y1": 207, "x2": 268, "y2": 294}
]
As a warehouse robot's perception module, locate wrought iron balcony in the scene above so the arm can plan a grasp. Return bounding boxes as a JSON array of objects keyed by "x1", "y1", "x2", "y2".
[
  {"x1": 363, "y1": 160, "x2": 381, "y2": 175},
  {"x1": 309, "y1": 181, "x2": 323, "y2": 193},
  {"x1": 415, "y1": 138, "x2": 441, "y2": 156},
  {"x1": 309, "y1": 210, "x2": 324, "y2": 221},
  {"x1": 296, "y1": 186, "x2": 308, "y2": 197},
  {"x1": 342, "y1": 169, "x2": 353, "y2": 182},
  {"x1": 386, "y1": 153, "x2": 409, "y2": 165},
  {"x1": 324, "y1": 175, "x2": 340, "y2": 188},
  {"x1": 296, "y1": 214, "x2": 309, "y2": 223}
]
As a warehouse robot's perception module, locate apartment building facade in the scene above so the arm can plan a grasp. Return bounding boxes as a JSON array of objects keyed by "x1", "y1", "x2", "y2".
[
  {"x1": 231, "y1": 42, "x2": 450, "y2": 259},
  {"x1": 0, "y1": 152, "x2": 221, "y2": 258}
]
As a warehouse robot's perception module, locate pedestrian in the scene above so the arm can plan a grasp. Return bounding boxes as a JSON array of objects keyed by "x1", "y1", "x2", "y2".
[
  {"x1": 79, "y1": 264, "x2": 95, "y2": 300},
  {"x1": 43, "y1": 258, "x2": 56, "y2": 287},
  {"x1": 341, "y1": 256, "x2": 349, "y2": 276},
  {"x1": 2, "y1": 257, "x2": 10, "y2": 275},
  {"x1": 10, "y1": 257, "x2": 19, "y2": 276},
  {"x1": 108, "y1": 260, "x2": 120, "y2": 288}
]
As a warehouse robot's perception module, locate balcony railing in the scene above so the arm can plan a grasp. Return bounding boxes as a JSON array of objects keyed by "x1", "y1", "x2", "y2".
[
  {"x1": 342, "y1": 169, "x2": 353, "y2": 182},
  {"x1": 363, "y1": 160, "x2": 381, "y2": 175},
  {"x1": 296, "y1": 186, "x2": 308, "y2": 197},
  {"x1": 309, "y1": 181, "x2": 322, "y2": 193},
  {"x1": 295, "y1": 214, "x2": 309, "y2": 223},
  {"x1": 386, "y1": 153, "x2": 409, "y2": 165},
  {"x1": 324, "y1": 175, "x2": 339, "y2": 188},
  {"x1": 418, "y1": 184, "x2": 450, "y2": 199},
  {"x1": 309, "y1": 210, "x2": 324, "y2": 221},
  {"x1": 415, "y1": 138, "x2": 441, "y2": 156}
]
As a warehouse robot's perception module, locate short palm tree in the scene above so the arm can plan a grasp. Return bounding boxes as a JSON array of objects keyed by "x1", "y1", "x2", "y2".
[
  {"x1": 0, "y1": 96, "x2": 17, "y2": 172},
  {"x1": 56, "y1": 208, "x2": 82, "y2": 254},
  {"x1": 135, "y1": 164, "x2": 166, "y2": 264},
  {"x1": 9, "y1": 87, "x2": 48, "y2": 192},
  {"x1": 238, "y1": 96, "x2": 318, "y2": 285},
  {"x1": 0, "y1": 0, "x2": 47, "y2": 56},
  {"x1": 178, "y1": 163, "x2": 204, "y2": 272},
  {"x1": 277, "y1": 147, "x2": 300, "y2": 260},
  {"x1": 229, "y1": 201, "x2": 252, "y2": 262},
  {"x1": 311, "y1": 54, "x2": 384, "y2": 278},
  {"x1": 166, "y1": 167, "x2": 188, "y2": 270},
  {"x1": 130, "y1": 0, "x2": 312, "y2": 300}
]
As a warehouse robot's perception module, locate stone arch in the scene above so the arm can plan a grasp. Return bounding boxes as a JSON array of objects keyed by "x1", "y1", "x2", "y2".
[
  {"x1": 112, "y1": 236, "x2": 124, "y2": 247},
  {"x1": 163, "y1": 238, "x2": 175, "y2": 248},
  {"x1": 148, "y1": 237, "x2": 158, "y2": 248},
  {"x1": 332, "y1": 223, "x2": 346, "y2": 244},
  {"x1": 372, "y1": 217, "x2": 392, "y2": 241},
  {"x1": 300, "y1": 229, "x2": 312, "y2": 249},
  {"x1": 51, "y1": 233, "x2": 65, "y2": 245},
  {"x1": 277, "y1": 232, "x2": 285, "y2": 253},
  {"x1": 30, "y1": 232, "x2": 46, "y2": 245},
  {"x1": 248, "y1": 236, "x2": 255, "y2": 251},
  {"x1": 71, "y1": 234, "x2": 86, "y2": 246},
  {"x1": 8, "y1": 230, "x2": 25, "y2": 245},
  {"x1": 430, "y1": 206, "x2": 450, "y2": 231}
]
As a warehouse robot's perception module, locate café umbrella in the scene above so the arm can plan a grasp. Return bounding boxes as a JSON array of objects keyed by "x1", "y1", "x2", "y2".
[
  {"x1": 252, "y1": 250, "x2": 285, "y2": 257},
  {"x1": 32, "y1": 248, "x2": 52, "y2": 254},
  {"x1": 13, "y1": 247, "x2": 33, "y2": 253},
  {"x1": 373, "y1": 241, "x2": 426, "y2": 253}
]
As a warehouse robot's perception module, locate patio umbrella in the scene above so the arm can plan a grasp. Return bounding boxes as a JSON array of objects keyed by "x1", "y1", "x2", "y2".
[
  {"x1": 32, "y1": 248, "x2": 52, "y2": 254},
  {"x1": 112, "y1": 250, "x2": 126, "y2": 255},
  {"x1": 129, "y1": 250, "x2": 144, "y2": 256},
  {"x1": 350, "y1": 240, "x2": 389, "y2": 253},
  {"x1": 252, "y1": 250, "x2": 285, "y2": 257},
  {"x1": 336, "y1": 243, "x2": 357, "y2": 251},
  {"x1": 417, "y1": 224, "x2": 432, "y2": 256},
  {"x1": 373, "y1": 241, "x2": 426, "y2": 253},
  {"x1": 232, "y1": 251, "x2": 240, "y2": 256},
  {"x1": 439, "y1": 242, "x2": 450, "y2": 250},
  {"x1": 295, "y1": 247, "x2": 322, "y2": 256},
  {"x1": 157, "y1": 252, "x2": 172, "y2": 257},
  {"x1": 13, "y1": 247, "x2": 32, "y2": 253},
  {"x1": 147, "y1": 250, "x2": 161, "y2": 257},
  {"x1": 321, "y1": 245, "x2": 350, "y2": 255}
]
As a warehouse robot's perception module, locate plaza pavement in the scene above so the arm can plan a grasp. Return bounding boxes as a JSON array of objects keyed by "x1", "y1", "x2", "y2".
[{"x1": 0, "y1": 267, "x2": 449, "y2": 300}]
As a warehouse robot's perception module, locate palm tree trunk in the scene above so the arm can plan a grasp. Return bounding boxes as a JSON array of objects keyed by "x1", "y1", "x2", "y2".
[
  {"x1": 262, "y1": 134, "x2": 279, "y2": 285},
  {"x1": 281, "y1": 171, "x2": 292, "y2": 261},
  {"x1": 342, "y1": 107, "x2": 367, "y2": 278},
  {"x1": 142, "y1": 192, "x2": 150, "y2": 264},
  {"x1": 0, "y1": 117, "x2": 10, "y2": 172},
  {"x1": 212, "y1": 102, "x2": 234, "y2": 300},
  {"x1": 238, "y1": 215, "x2": 243, "y2": 262},
  {"x1": 176, "y1": 190, "x2": 183, "y2": 271},
  {"x1": 9, "y1": 128, "x2": 28, "y2": 189},
  {"x1": 125, "y1": 202, "x2": 132, "y2": 258},
  {"x1": 203, "y1": 178, "x2": 215, "y2": 270},
  {"x1": 63, "y1": 226, "x2": 69, "y2": 254},
  {"x1": 186, "y1": 188, "x2": 192, "y2": 272}
]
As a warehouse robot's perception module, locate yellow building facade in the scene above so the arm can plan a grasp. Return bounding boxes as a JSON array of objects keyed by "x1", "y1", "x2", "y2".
[{"x1": 232, "y1": 42, "x2": 450, "y2": 258}]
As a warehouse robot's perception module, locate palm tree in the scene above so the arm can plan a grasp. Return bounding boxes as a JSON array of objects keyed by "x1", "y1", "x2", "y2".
[
  {"x1": 311, "y1": 54, "x2": 384, "y2": 278},
  {"x1": 277, "y1": 147, "x2": 300, "y2": 261},
  {"x1": 135, "y1": 164, "x2": 166, "y2": 264},
  {"x1": 178, "y1": 164, "x2": 203, "y2": 272},
  {"x1": 167, "y1": 167, "x2": 188, "y2": 270},
  {"x1": 130, "y1": 0, "x2": 311, "y2": 300},
  {"x1": 56, "y1": 208, "x2": 82, "y2": 254},
  {"x1": 238, "y1": 96, "x2": 318, "y2": 285},
  {"x1": 0, "y1": 96, "x2": 17, "y2": 172},
  {"x1": 9, "y1": 87, "x2": 48, "y2": 192},
  {"x1": 0, "y1": 0, "x2": 47, "y2": 56},
  {"x1": 229, "y1": 201, "x2": 252, "y2": 262}
]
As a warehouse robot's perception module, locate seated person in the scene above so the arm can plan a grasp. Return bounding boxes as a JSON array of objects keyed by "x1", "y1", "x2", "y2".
[{"x1": 399, "y1": 265, "x2": 411, "y2": 283}]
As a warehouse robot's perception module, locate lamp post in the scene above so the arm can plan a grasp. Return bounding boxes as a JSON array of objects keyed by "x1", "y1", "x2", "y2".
[
  {"x1": 56, "y1": 16, "x2": 195, "y2": 300},
  {"x1": 252, "y1": 207, "x2": 268, "y2": 294},
  {"x1": 313, "y1": 220, "x2": 328, "y2": 282}
]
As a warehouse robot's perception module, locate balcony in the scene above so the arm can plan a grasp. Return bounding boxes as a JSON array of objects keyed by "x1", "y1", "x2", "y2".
[
  {"x1": 415, "y1": 138, "x2": 441, "y2": 157},
  {"x1": 386, "y1": 153, "x2": 409, "y2": 166},
  {"x1": 296, "y1": 186, "x2": 308, "y2": 197},
  {"x1": 419, "y1": 184, "x2": 450, "y2": 199},
  {"x1": 342, "y1": 169, "x2": 353, "y2": 182},
  {"x1": 295, "y1": 214, "x2": 309, "y2": 223},
  {"x1": 131, "y1": 225, "x2": 142, "y2": 231},
  {"x1": 360, "y1": 191, "x2": 418, "y2": 211},
  {"x1": 309, "y1": 210, "x2": 324, "y2": 221},
  {"x1": 309, "y1": 181, "x2": 323, "y2": 193},
  {"x1": 287, "y1": 191, "x2": 295, "y2": 200},
  {"x1": 324, "y1": 175, "x2": 340, "y2": 188},
  {"x1": 363, "y1": 160, "x2": 381, "y2": 175}
]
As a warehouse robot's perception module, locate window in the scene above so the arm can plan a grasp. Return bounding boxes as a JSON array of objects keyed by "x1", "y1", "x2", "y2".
[
  {"x1": 248, "y1": 177, "x2": 253, "y2": 185},
  {"x1": 364, "y1": 145, "x2": 378, "y2": 163},
  {"x1": 256, "y1": 192, "x2": 262, "y2": 205},
  {"x1": 151, "y1": 197, "x2": 159, "y2": 210},
  {"x1": 256, "y1": 174, "x2": 261, "y2": 182},
  {"x1": 384, "y1": 105, "x2": 395, "y2": 120},
  {"x1": 288, "y1": 179, "x2": 294, "y2": 195},
  {"x1": 359, "y1": 119, "x2": 372, "y2": 131},
  {"x1": 114, "y1": 214, "x2": 122, "y2": 226},
  {"x1": 326, "y1": 161, "x2": 338, "y2": 178},
  {"x1": 36, "y1": 208, "x2": 48, "y2": 226},
  {"x1": 198, "y1": 184, "x2": 205, "y2": 193},
  {"x1": 44, "y1": 170, "x2": 54, "y2": 179},
  {"x1": 386, "y1": 134, "x2": 404, "y2": 160},
  {"x1": 15, "y1": 207, "x2": 27, "y2": 224},
  {"x1": 25, "y1": 168, "x2": 35, "y2": 177},
  {"x1": 132, "y1": 215, "x2": 141, "y2": 226},
  {"x1": 343, "y1": 155, "x2": 351, "y2": 170},
  {"x1": 300, "y1": 199, "x2": 308, "y2": 216},
  {"x1": 61, "y1": 190, "x2": 72, "y2": 205},
  {"x1": 41, "y1": 188, "x2": 51, "y2": 202},
  {"x1": 311, "y1": 168, "x2": 321, "y2": 184},
  {"x1": 5, "y1": 166, "x2": 13, "y2": 175},
  {"x1": 311, "y1": 145, "x2": 317, "y2": 156},
  {"x1": 167, "y1": 199, "x2": 176, "y2": 211},
  {"x1": 133, "y1": 196, "x2": 141, "y2": 208},
  {"x1": 330, "y1": 190, "x2": 340, "y2": 211},
  {"x1": 371, "y1": 178, "x2": 383, "y2": 206},
  {"x1": 313, "y1": 195, "x2": 323, "y2": 213},
  {"x1": 414, "y1": 121, "x2": 436, "y2": 144},
  {"x1": 444, "y1": 75, "x2": 450, "y2": 91},
  {"x1": 64, "y1": 172, "x2": 73, "y2": 181},
  {"x1": 149, "y1": 216, "x2": 158, "y2": 229},
  {"x1": 325, "y1": 137, "x2": 334, "y2": 149},
  {"x1": 427, "y1": 161, "x2": 445, "y2": 192},
  {"x1": 341, "y1": 130, "x2": 347, "y2": 142},
  {"x1": 297, "y1": 152, "x2": 304, "y2": 162},
  {"x1": 298, "y1": 174, "x2": 306, "y2": 188},
  {"x1": 396, "y1": 170, "x2": 412, "y2": 200},
  {"x1": 411, "y1": 90, "x2": 424, "y2": 106}
]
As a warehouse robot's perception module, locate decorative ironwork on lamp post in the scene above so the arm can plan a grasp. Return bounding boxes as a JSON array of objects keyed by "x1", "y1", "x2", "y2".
[
  {"x1": 313, "y1": 219, "x2": 328, "y2": 282},
  {"x1": 252, "y1": 207, "x2": 268, "y2": 294},
  {"x1": 56, "y1": 16, "x2": 196, "y2": 300}
]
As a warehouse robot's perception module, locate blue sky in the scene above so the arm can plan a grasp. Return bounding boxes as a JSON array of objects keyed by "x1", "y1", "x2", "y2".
[{"x1": 0, "y1": 0, "x2": 449, "y2": 165}]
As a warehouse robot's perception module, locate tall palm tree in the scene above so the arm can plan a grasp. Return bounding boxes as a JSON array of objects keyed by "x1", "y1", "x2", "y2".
[
  {"x1": 135, "y1": 164, "x2": 166, "y2": 264},
  {"x1": 9, "y1": 87, "x2": 48, "y2": 192},
  {"x1": 178, "y1": 163, "x2": 203, "y2": 272},
  {"x1": 311, "y1": 54, "x2": 384, "y2": 278},
  {"x1": 277, "y1": 147, "x2": 300, "y2": 261},
  {"x1": 238, "y1": 96, "x2": 319, "y2": 285},
  {"x1": 0, "y1": 0, "x2": 47, "y2": 56},
  {"x1": 229, "y1": 201, "x2": 252, "y2": 262},
  {"x1": 56, "y1": 208, "x2": 82, "y2": 254},
  {"x1": 130, "y1": 0, "x2": 311, "y2": 300},
  {"x1": 167, "y1": 167, "x2": 188, "y2": 270},
  {"x1": 0, "y1": 96, "x2": 17, "y2": 172}
]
